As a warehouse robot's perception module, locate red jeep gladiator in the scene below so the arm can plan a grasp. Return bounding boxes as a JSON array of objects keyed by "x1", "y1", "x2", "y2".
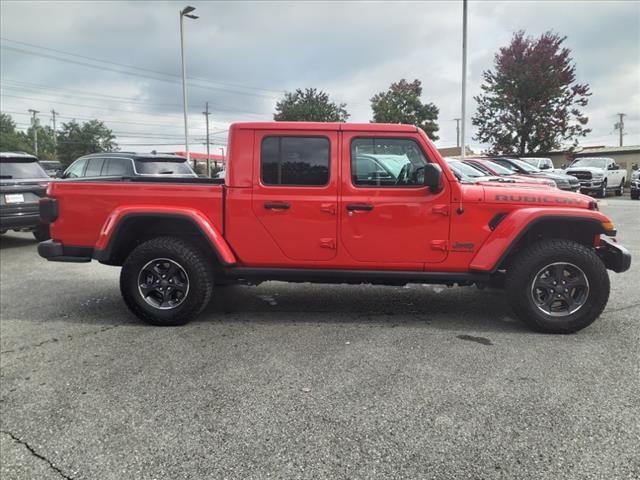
[{"x1": 38, "y1": 122, "x2": 631, "y2": 333}]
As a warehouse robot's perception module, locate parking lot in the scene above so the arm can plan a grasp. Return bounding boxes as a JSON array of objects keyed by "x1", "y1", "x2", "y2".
[{"x1": 0, "y1": 197, "x2": 638, "y2": 480}]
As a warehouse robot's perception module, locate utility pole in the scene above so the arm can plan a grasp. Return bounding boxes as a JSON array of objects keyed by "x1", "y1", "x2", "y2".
[
  {"x1": 28, "y1": 109, "x2": 40, "y2": 156},
  {"x1": 614, "y1": 113, "x2": 626, "y2": 147},
  {"x1": 51, "y1": 109, "x2": 59, "y2": 155},
  {"x1": 453, "y1": 118, "x2": 461, "y2": 149},
  {"x1": 460, "y1": 0, "x2": 468, "y2": 159},
  {"x1": 203, "y1": 101, "x2": 211, "y2": 176}
]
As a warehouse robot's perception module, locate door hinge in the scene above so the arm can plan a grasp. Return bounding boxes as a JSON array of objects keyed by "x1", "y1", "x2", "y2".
[
  {"x1": 432, "y1": 204, "x2": 449, "y2": 216},
  {"x1": 319, "y1": 238, "x2": 336, "y2": 249},
  {"x1": 320, "y1": 203, "x2": 336, "y2": 215},
  {"x1": 430, "y1": 240, "x2": 448, "y2": 251}
]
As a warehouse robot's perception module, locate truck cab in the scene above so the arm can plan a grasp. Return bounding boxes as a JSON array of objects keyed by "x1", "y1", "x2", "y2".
[{"x1": 38, "y1": 122, "x2": 631, "y2": 333}]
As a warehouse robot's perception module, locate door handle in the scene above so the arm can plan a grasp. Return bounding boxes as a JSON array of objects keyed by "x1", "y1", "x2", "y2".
[
  {"x1": 346, "y1": 204, "x2": 374, "y2": 211},
  {"x1": 264, "y1": 202, "x2": 290, "y2": 210}
]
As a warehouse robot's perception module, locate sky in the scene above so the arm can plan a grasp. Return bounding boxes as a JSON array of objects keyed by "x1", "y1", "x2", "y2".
[{"x1": 1, "y1": 0, "x2": 639, "y2": 154}]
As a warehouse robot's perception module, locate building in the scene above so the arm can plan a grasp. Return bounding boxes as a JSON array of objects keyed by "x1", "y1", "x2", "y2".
[{"x1": 437, "y1": 146, "x2": 475, "y2": 158}]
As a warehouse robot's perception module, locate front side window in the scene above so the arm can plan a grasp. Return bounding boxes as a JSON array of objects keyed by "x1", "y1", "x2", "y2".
[
  {"x1": 351, "y1": 138, "x2": 427, "y2": 187},
  {"x1": 85, "y1": 158, "x2": 105, "y2": 177},
  {"x1": 63, "y1": 159, "x2": 87, "y2": 178},
  {"x1": 261, "y1": 136, "x2": 330, "y2": 186}
]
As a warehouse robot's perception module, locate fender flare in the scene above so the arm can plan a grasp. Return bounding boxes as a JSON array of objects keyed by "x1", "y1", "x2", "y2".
[
  {"x1": 470, "y1": 209, "x2": 610, "y2": 273},
  {"x1": 93, "y1": 206, "x2": 236, "y2": 266}
]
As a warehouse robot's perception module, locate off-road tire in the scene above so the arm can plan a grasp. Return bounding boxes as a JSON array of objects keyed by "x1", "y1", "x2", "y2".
[
  {"x1": 120, "y1": 236, "x2": 214, "y2": 326},
  {"x1": 596, "y1": 179, "x2": 607, "y2": 198},
  {"x1": 33, "y1": 224, "x2": 50, "y2": 242},
  {"x1": 505, "y1": 239, "x2": 609, "y2": 333},
  {"x1": 631, "y1": 191, "x2": 639, "y2": 200},
  {"x1": 615, "y1": 179, "x2": 624, "y2": 196}
]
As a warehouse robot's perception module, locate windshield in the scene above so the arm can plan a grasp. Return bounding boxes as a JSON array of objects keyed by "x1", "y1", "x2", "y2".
[
  {"x1": 134, "y1": 158, "x2": 195, "y2": 175},
  {"x1": 483, "y1": 160, "x2": 515, "y2": 175},
  {"x1": 571, "y1": 158, "x2": 608, "y2": 169},
  {"x1": 0, "y1": 159, "x2": 49, "y2": 179},
  {"x1": 511, "y1": 159, "x2": 540, "y2": 173},
  {"x1": 447, "y1": 160, "x2": 486, "y2": 179}
]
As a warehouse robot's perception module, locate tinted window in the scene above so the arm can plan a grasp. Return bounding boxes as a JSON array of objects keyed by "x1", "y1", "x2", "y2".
[
  {"x1": 0, "y1": 159, "x2": 48, "y2": 179},
  {"x1": 64, "y1": 159, "x2": 87, "y2": 178},
  {"x1": 134, "y1": 158, "x2": 194, "y2": 175},
  {"x1": 104, "y1": 158, "x2": 132, "y2": 176},
  {"x1": 85, "y1": 158, "x2": 104, "y2": 177},
  {"x1": 351, "y1": 138, "x2": 427, "y2": 187},
  {"x1": 261, "y1": 137, "x2": 330, "y2": 186}
]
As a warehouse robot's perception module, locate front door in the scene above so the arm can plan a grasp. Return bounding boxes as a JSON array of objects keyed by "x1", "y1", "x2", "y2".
[
  {"x1": 251, "y1": 130, "x2": 339, "y2": 261},
  {"x1": 340, "y1": 133, "x2": 450, "y2": 265}
]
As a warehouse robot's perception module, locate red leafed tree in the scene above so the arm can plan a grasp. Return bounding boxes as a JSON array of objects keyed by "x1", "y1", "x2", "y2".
[{"x1": 472, "y1": 31, "x2": 591, "y2": 155}]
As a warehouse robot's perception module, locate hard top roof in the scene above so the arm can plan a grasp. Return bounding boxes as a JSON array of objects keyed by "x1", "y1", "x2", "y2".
[{"x1": 230, "y1": 122, "x2": 418, "y2": 133}]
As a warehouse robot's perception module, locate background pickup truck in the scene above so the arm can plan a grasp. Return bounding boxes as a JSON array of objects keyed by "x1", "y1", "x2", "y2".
[
  {"x1": 38, "y1": 122, "x2": 631, "y2": 333},
  {"x1": 564, "y1": 157, "x2": 627, "y2": 198}
]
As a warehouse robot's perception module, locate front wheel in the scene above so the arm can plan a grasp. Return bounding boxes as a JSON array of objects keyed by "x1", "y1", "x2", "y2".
[
  {"x1": 596, "y1": 179, "x2": 607, "y2": 198},
  {"x1": 120, "y1": 237, "x2": 214, "y2": 326},
  {"x1": 505, "y1": 239, "x2": 610, "y2": 333},
  {"x1": 33, "y1": 224, "x2": 50, "y2": 242},
  {"x1": 615, "y1": 179, "x2": 624, "y2": 196}
]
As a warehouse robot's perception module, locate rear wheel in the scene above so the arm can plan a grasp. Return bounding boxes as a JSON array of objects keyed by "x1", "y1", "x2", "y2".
[
  {"x1": 615, "y1": 179, "x2": 624, "y2": 196},
  {"x1": 120, "y1": 236, "x2": 214, "y2": 326},
  {"x1": 505, "y1": 239, "x2": 609, "y2": 333}
]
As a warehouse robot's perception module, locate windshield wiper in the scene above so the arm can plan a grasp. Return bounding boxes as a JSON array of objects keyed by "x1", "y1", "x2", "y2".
[{"x1": 158, "y1": 170, "x2": 175, "y2": 174}]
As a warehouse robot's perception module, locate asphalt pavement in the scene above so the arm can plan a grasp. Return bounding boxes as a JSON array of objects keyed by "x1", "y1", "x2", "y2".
[{"x1": 1, "y1": 197, "x2": 638, "y2": 480}]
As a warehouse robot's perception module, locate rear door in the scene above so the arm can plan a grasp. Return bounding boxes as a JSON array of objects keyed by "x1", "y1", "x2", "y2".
[
  {"x1": 251, "y1": 130, "x2": 339, "y2": 261},
  {"x1": 340, "y1": 133, "x2": 450, "y2": 264}
]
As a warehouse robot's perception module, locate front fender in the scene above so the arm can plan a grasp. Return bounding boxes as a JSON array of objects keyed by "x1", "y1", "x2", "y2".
[
  {"x1": 95, "y1": 206, "x2": 236, "y2": 266},
  {"x1": 469, "y1": 208, "x2": 610, "y2": 272}
]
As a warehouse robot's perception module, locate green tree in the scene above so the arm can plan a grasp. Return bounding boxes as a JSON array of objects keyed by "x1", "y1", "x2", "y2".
[
  {"x1": 472, "y1": 31, "x2": 591, "y2": 155},
  {"x1": 57, "y1": 119, "x2": 117, "y2": 165},
  {"x1": 370, "y1": 79, "x2": 439, "y2": 140},
  {"x1": 0, "y1": 113, "x2": 32, "y2": 153},
  {"x1": 25, "y1": 124, "x2": 57, "y2": 160},
  {"x1": 274, "y1": 88, "x2": 349, "y2": 122}
]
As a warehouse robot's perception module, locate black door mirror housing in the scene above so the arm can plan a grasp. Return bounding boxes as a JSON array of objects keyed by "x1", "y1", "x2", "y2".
[{"x1": 424, "y1": 163, "x2": 443, "y2": 192}]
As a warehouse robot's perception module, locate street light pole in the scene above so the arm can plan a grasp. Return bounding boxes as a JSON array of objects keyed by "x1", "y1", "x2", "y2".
[
  {"x1": 460, "y1": 0, "x2": 468, "y2": 159},
  {"x1": 203, "y1": 101, "x2": 211, "y2": 176},
  {"x1": 180, "y1": 5, "x2": 198, "y2": 168},
  {"x1": 28, "y1": 109, "x2": 40, "y2": 157}
]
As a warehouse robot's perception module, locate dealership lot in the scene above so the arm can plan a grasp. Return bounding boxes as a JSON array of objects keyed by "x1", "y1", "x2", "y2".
[{"x1": 0, "y1": 198, "x2": 638, "y2": 480}]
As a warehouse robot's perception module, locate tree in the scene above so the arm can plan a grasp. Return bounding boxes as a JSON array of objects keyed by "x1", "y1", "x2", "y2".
[
  {"x1": 370, "y1": 79, "x2": 439, "y2": 140},
  {"x1": 25, "y1": 124, "x2": 57, "y2": 160},
  {"x1": 274, "y1": 88, "x2": 349, "y2": 122},
  {"x1": 472, "y1": 31, "x2": 591, "y2": 155},
  {"x1": 57, "y1": 119, "x2": 117, "y2": 165},
  {"x1": 0, "y1": 113, "x2": 32, "y2": 153}
]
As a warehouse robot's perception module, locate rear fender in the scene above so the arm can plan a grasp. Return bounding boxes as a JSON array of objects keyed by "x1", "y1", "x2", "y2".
[
  {"x1": 470, "y1": 208, "x2": 610, "y2": 272},
  {"x1": 95, "y1": 206, "x2": 236, "y2": 265}
]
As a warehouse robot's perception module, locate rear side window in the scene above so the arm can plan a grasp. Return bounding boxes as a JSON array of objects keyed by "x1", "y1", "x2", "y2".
[
  {"x1": 85, "y1": 158, "x2": 105, "y2": 177},
  {"x1": 104, "y1": 158, "x2": 132, "y2": 176},
  {"x1": 261, "y1": 136, "x2": 330, "y2": 186}
]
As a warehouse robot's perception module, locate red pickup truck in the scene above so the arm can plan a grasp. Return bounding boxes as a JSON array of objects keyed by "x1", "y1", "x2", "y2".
[{"x1": 38, "y1": 122, "x2": 631, "y2": 333}]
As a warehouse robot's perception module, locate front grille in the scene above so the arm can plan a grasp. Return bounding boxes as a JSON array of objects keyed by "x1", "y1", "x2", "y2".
[{"x1": 569, "y1": 170, "x2": 592, "y2": 180}]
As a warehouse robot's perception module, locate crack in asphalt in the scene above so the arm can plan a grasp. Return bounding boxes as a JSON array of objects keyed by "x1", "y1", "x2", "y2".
[
  {"x1": 0, "y1": 325, "x2": 120, "y2": 355},
  {"x1": 1, "y1": 430, "x2": 75, "y2": 480}
]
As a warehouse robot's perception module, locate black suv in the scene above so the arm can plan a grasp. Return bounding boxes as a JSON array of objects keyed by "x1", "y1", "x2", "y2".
[
  {"x1": 0, "y1": 152, "x2": 51, "y2": 241},
  {"x1": 61, "y1": 152, "x2": 197, "y2": 179}
]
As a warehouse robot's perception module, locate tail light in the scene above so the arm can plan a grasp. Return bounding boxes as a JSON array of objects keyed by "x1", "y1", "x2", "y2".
[{"x1": 39, "y1": 197, "x2": 58, "y2": 224}]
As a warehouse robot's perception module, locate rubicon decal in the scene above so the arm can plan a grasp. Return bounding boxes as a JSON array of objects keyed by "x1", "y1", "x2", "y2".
[{"x1": 494, "y1": 194, "x2": 584, "y2": 205}]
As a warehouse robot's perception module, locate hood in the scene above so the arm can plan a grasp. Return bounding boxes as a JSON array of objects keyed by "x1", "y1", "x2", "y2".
[
  {"x1": 565, "y1": 166, "x2": 605, "y2": 174},
  {"x1": 483, "y1": 185, "x2": 594, "y2": 209},
  {"x1": 530, "y1": 171, "x2": 576, "y2": 181}
]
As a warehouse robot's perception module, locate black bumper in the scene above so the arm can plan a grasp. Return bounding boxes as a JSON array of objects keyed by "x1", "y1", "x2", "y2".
[
  {"x1": 38, "y1": 240, "x2": 93, "y2": 263},
  {"x1": 0, "y1": 204, "x2": 41, "y2": 230},
  {"x1": 597, "y1": 236, "x2": 631, "y2": 273}
]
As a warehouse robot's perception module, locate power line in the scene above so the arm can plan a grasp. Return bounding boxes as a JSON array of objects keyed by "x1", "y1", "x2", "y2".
[{"x1": 1, "y1": 37, "x2": 284, "y2": 96}]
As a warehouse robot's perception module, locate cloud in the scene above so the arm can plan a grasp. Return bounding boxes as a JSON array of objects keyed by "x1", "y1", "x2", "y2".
[{"x1": 1, "y1": 0, "x2": 638, "y2": 152}]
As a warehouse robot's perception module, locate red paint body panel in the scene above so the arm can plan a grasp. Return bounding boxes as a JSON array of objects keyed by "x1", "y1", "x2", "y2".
[{"x1": 46, "y1": 122, "x2": 615, "y2": 274}]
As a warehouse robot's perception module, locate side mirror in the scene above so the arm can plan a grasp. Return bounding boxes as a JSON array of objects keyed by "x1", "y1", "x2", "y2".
[
  {"x1": 424, "y1": 163, "x2": 443, "y2": 192},
  {"x1": 633, "y1": 163, "x2": 639, "y2": 171}
]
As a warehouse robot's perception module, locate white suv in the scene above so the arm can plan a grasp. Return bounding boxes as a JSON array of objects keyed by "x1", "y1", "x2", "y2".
[{"x1": 565, "y1": 157, "x2": 626, "y2": 198}]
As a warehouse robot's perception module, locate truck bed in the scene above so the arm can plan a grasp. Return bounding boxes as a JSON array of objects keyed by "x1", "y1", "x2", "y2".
[{"x1": 48, "y1": 179, "x2": 225, "y2": 248}]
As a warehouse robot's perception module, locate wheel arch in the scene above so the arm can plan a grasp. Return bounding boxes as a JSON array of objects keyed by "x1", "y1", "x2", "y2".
[
  {"x1": 94, "y1": 210, "x2": 236, "y2": 267},
  {"x1": 471, "y1": 212, "x2": 608, "y2": 273}
]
